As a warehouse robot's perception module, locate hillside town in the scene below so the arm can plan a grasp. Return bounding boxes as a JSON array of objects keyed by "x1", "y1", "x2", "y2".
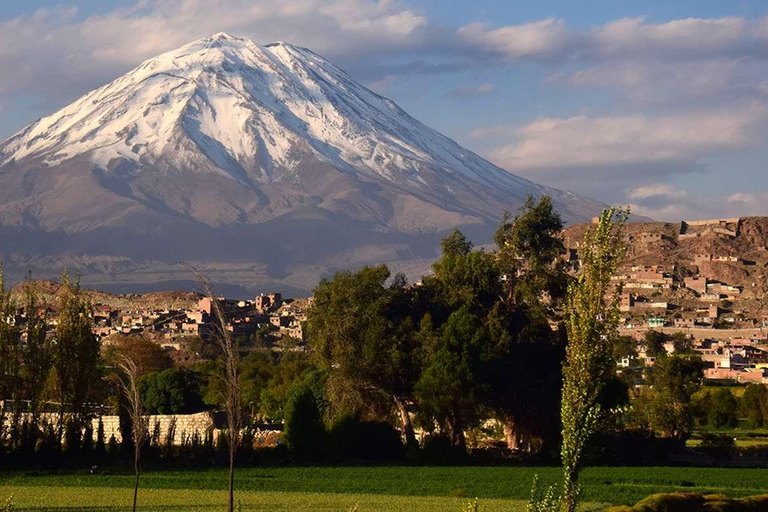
[
  {"x1": 87, "y1": 292, "x2": 313, "y2": 357},
  {"x1": 563, "y1": 216, "x2": 768, "y2": 385}
]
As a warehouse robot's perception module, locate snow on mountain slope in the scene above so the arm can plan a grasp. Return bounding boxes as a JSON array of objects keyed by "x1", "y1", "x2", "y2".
[
  {"x1": 2, "y1": 33, "x2": 566, "y2": 195},
  {"x1": 0, "y1": 33, "x2": 605, "y2": 291}
]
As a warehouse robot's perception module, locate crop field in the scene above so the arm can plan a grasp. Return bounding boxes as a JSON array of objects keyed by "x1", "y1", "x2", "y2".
[{"x1": 2, "y1": 466, "x2": 768, "y2": 511}]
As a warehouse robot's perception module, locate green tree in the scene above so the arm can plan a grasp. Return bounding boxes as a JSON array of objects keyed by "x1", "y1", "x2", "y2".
[
  {"x1": 415, "y1": 307, "x2": 484, "y2": 449},
  {"x1": 708, "y1": 388, "x2": 739, "y2": 429},
  {"x1": 54, "y1": 270, "x2": 101, "y2": 442},
  {"x1": 671, "y1": 332, "x2": 694, "y2": 354},
  {"x1": 485, "y1": 196, "x2": 567, "y2": 450},
  {"x1": 643, "y1": 331, "x2": 666, "y2": 358},
  {"x1": 19, "y1": 279, "x2": 53, "y2": 447},
  {"x1": 258, "y1": 351, "x2": 316, "y2": 421},
  {"x1": 417, "y1": 234, "x2": 502, "y2": 449},
  {"x1": 140, "y1": 368, "x2": 204, "y2": 415},
  {"x1": 612, "y1": 335, "x2": 638, "y2": 362},
  {"x1": 308, "y1": 265, "x2": 422, "y2": 446},
  {"x1": 441, "y1": 229, "x2": 473, "y2": 258},
  {"x1": 692, "y1": 390, "x2": 713, "y2": 427},
  {"x1": 635, "y1": 354, "x2": 703, "y2": 439},
  {"x1": 494, "y1": 195, "x2": 566, "y2": 316},
  {"x1": 238, "y1": 350, "x2": 274, "y2": 418},
  {"x1": 283, "y1": 377, "x2": 327, "y2": 461},
  {"x1": 742, "y1": 384, "x2": 768, "y2": 428},
  {"x1": 559, "y1": 208, "x2": 627, "y2": 512}
]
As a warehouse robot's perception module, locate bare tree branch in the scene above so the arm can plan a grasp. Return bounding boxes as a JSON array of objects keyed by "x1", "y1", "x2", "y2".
[
  {"x1": 117, "y1": 354, "x2": 147, "y2": 512},
  {"x1": 184, "y1": 263, "x2": 242, "y2": 512}
]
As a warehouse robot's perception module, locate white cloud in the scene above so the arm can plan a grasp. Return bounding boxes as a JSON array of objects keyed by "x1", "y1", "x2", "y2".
[
  {"x1": 561, "y1": 60, "x2": 744, "y2": 100},
  {"x1": 626, "y1": 183, "x2": 688, "y2": 200},
  {"x1": 591, "y1": 17, "x2": 750, "y2": 58},
  {"x1": 625, "y1": 189, "x2": 768, "y2": 221},
  {"x1": 488, "y1": 105, "x2": 767, "y2": 170},
  {"x1": 458, "y1": 15, "x2": 768, "y2": 105},
  {"x1": 0, "y1": 0, "x2": 428, "y2": 102},
  {"x1": 456, "y1": 19, "x2": 570, "y2": 59},
  {"x1": 727, "y1": 192, "x2": 768, "y2": 209}
]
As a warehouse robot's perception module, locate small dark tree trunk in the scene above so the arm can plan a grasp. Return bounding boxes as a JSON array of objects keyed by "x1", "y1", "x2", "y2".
[
  {"x1": 132, "y1": 447, "x2": 140, "y2": 512},
  {"x1": 502, "y1": 415, "x2": 519, "y2": 451},
  {"x1": 228, "y1": 450, "x2": 235, "y2": 512},
  {"x1": 447, "y1": 412, "x2": 466, "y2": 451},
  {"x1": 394, "y1": 396, "x2": 417, "y2": 447}
]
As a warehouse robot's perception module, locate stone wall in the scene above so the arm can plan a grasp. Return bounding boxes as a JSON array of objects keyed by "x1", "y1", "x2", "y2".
[{"x1": 16, "y1": 412, "x2": 216, "y2": 445}]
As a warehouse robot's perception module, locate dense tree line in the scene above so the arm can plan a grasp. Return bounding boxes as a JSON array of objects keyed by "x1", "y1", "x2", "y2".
[{"x1": 0, "y1": 197, "x2": 756, "y2": 478}]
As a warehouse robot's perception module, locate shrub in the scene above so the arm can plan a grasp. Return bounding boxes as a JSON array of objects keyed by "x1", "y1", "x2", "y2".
[
  {"x1": 420, "y1": 434, "x2": 468, "y2": 464},
  {"x1": 329, "y1": 412, "x2": 404, "y2": 462},
  {"x1": 283, "y1": 381, "x2": 327, "y2": 461},
  {"x1": 699, "y1": 432, "x2": 736, "y2": 455},
  {"x1": 606, "y1": 492, "x2": 768, "y2": 512}
]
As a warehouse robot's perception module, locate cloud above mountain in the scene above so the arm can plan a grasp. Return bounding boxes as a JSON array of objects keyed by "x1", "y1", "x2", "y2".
[{"x1": 485, "y1": 105, "x2": 766, "y2": 172}]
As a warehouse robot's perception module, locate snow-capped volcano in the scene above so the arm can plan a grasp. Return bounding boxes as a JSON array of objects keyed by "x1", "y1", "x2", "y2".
[{"x1": 0, "y1": 33, "x2": 604, "y2": 292}]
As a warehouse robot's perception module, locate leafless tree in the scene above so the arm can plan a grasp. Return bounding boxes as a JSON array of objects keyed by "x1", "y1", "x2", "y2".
[
  {"x1": 188, "y1": 266, "x2": 242, "y2": 512},
  {"x1": 117, "y1": 355, "x2": 147, "y2": 512}
]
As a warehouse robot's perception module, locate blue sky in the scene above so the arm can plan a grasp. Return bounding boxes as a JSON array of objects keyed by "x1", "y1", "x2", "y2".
[{"x1": 1, "y1": 0, "x2": 768, "y2": 219}]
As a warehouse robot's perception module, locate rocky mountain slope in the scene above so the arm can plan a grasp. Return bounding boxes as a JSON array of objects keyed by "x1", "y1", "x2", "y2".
[{"x1": 0, "y1": 33, "x2": 604, "y2": 294}]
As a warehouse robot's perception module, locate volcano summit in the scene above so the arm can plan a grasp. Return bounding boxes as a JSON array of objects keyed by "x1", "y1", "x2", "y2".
[{"x1": 0, "y1": 33, "x2": 603, "y2": 293}]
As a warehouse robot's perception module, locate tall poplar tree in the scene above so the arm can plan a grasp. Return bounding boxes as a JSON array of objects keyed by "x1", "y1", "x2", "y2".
[
  {"x1": 0, "y1": 264, "x2": 22, "y2": 447},
  {"x1": 20, "y1": 278, "x2": 52, "y2": 446},
  {"x1": 54, "y1": 270, "x2": 100, "y2": 444},
  {"x1": 560, "y1": 208, "x2": 627, "y2": 512}
]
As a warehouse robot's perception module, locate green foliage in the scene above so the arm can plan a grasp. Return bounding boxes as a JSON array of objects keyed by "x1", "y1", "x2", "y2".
[
  {"x1": 139, "y1": 368, "x2": 204, "y2": 415},
  {"x1": 708, "y1": 388, "x2": 739, "y2": 429},
  {"x1": 428, "y1": 244, "x2": 500, "y2": 313},
  {"x1": 643, "y1": 331, "x2": 666, "y2": 358},
  {"x1": 415, "y1": 307, "x2": 484, "y2": 447},
  {"x1": 258, "y1": 352, "x2": 317, "y2": 421},
  {"x1": 0, "y1": 264, "x2": 22, "y2": 447},
  {"x1": 307, "y1": 264, "x2": 421, "y2": 441},
  {"x1": 527, "y1": 475, "x2": 560, "y2": 512},
  {"x1": 283, "y1": 378, "x2": 327, "y2": 461},
  {"x1": 612, "y1": 336, "x2": 638, "y2": 362},
  {"x1": 54, "y1": 269, "x2": 102, "y2": 432},
  {"x1": 634, "y1": 355, "x2": 703, "y2": 439},
  {"x1": 559, "y1": 207, "x2": 627, "y2": 512},
  {"x1": 670, "y1": 332, "x2": 694, "y2": 354},
  {"x1": 495, "y1": 195, "x2": 566, "y2": 316},
  {"x1": 441, "y1": 229, "x2": 474, "y2": 257},
  {"x1": 741, "y1": 384, "x2": 768, "y2": 428},
  {"x1": 20, "y1": 280, "x2": 53, "y2": 426}
]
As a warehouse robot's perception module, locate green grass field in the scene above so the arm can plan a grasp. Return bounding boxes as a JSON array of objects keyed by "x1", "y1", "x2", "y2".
[{"x1": 2, "y1": 466, "x2": 768, "y2": 511}]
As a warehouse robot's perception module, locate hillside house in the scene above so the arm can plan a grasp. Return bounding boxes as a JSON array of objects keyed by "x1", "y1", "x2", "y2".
[{"x1": 684, "y1": 276, "x2": 707, "y2": 295}]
